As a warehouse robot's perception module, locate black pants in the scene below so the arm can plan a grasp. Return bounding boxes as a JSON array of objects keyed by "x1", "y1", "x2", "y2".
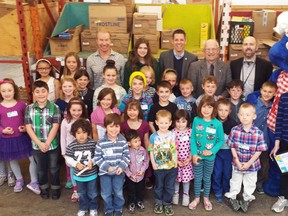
[
  {"x1": 279, "y1": 140, "x2": 288, "y2": 199},
  {"x1": 126, "y1": 177, "x2": 145, "y2": 205}
]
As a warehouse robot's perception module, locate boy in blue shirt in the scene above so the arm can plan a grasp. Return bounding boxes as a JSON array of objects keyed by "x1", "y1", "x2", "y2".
[{"x1": 246, "y1": 81, "x2": 277, "y2": 194}]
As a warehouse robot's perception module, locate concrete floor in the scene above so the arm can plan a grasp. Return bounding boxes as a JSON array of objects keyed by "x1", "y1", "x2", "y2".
[{"x1": 0, "y1": 159, "x2": 285, "y2": 216}]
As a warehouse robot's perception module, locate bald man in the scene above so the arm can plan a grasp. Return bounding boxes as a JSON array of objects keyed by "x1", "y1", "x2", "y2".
[
  {"x1": 230, "y1": 36, "x2": 273, "y2": 97},
  {"x1": 187, "y1": 39, "x2": 231, "y2": 98}
]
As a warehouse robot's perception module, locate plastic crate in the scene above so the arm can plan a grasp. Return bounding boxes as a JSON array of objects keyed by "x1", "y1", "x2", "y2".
[{"x1": 229, "y1": 21, "x2": 254, "y2": 44}]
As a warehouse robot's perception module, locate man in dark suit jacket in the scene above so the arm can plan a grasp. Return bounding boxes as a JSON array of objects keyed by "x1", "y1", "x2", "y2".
[
  {"x1": 230, "y1": 36, "x2": 273, "y2": 97},
  {"x1": 159, "y1": 29, "x2": 198, "y2": 83},
  {"x1": 187, "y1": 39, "x2": 232, "y2": 98}
]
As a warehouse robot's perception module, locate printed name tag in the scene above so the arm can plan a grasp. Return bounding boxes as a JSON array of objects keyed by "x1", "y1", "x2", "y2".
[
  {"x1": 141, "y1": 104, "x2": 148, "y2": 110},
  {"x1": 105, "y1": 149, "x2": 113, "y2": 155},
  {"x1": 161, "y1": 143, "x2": 170, "y2": 149},
  {"x1": 180, "y1": 135, "x2": 189, "y2": 141},
  {"x1": 239, "y1": 143, "x2": 250, "y2": 150},
  {"x1": 7, "y1": 111, "x2": 18, "y2": 118},
  {"x1": 206, "y1": 127, "x2": 216, "y2": 134}
]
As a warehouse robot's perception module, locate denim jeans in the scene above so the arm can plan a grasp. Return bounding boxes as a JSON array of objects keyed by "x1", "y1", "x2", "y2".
[
  {"x1": 154, "y1": 167, "x2": 178, "y2": 205},
  {"x1": 100, "y1": 174, "x2": 125, "y2": 214},
  {"x1": 33, "y1": 148, "x2": 60, "y2": 190},
  {"x1": 76, "y1": 178, "x2": 98, "y2": 211}
]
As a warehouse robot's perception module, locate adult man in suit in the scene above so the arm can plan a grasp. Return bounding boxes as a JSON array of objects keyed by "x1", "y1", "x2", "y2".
[
  {"x1": 187, "y1": 39, "x2": 232, "y2": 98},
  {"x1": 159, "y1": 29, "x2": 198, "y2": 83},
  {"x1": 230, "y1": 36, "x2": 273, "y2": 97}
]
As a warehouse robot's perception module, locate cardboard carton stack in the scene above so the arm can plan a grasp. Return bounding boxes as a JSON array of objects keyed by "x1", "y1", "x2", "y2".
[
  {"x1": 160, "y1": 29, "x2": 174, "y2": 50},
  {"x1": 132, "y1": 11, "x2": 159, "y2": 54},
  {"x1": 81, "y1": 4, "x2": 130, "y2": 54}
]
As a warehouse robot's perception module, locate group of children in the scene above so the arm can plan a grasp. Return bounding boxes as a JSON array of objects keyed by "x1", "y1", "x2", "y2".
[{"x1": 0, "y1": 54, "x2": 285, "y2": 216}]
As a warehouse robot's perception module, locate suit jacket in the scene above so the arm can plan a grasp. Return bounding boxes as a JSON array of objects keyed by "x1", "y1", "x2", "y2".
[
  {"x1": 159, "y1": 49, "x2": 198, "y2": 79},
  {"x1": 230, "y1": 57, "x2": 273, "y2": 91},
  {"x1": 187, "y1": 59, "x2": 232, "y2": 98}
]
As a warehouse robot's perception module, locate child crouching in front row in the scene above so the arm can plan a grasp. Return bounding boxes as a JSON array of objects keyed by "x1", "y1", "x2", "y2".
[
  {"x1": 94, "y1": 113, "x2": 130, "y2": 216},
  {"x1": 65, "y1": 119, "x2": 98, "y2": 216},
  {"x1": 225, "y1": 103, "x2": 267, "y2": 213},
  {"x1": 125, "y1": 129, "x2": 149, "y2": 214}
]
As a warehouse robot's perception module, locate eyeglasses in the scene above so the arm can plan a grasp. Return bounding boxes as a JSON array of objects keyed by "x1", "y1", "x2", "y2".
[{"x1": 37, "y1": 67, "x2": 51, "y2": 71}]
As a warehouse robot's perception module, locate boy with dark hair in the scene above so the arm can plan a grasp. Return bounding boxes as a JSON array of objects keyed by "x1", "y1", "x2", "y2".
[
  {"x1": 246, "y1": 81, "x2": 277, "y2": 194},
  {"x1": 149, "y1": 110, "x2": 178, "y2": 216},
  {"x1": 227, "y1": 79, "x2": 245, "y2": 124},
  {"x1": 125, "y1": 129, "x2": 149, "y2": 214},
  {"x1": 212, "y1": 98, "x2": 237, "y2": 202},
  {"x1": 94, "y1": 113, "x2": 130, "y2": 216},
  {"x1": 148, "y1": 81, "x2": 178, "y2": 133},
  {"x1": 25, "y1": 80, "x2": 61, "y2": 200},
  {"x1": 65, "y1": 118, "x2": 98, "y2": 216}
]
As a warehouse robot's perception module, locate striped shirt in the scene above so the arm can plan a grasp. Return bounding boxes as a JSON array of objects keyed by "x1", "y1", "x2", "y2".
[
  {"x1": 94, "y1": 133, "x2": 130, "y2": 176},
  {"x1": 227, "y1": 124, "x2": 267, "y2": 173},
  {"x1": 86, "y1": 49, "x2": 125, "y2": 90},
  {"x1": 25, "y1": 101, "x2": 61, "y2": 150},
  {"x1": 275, "y1": 92, "x2": 288, "y2": 142},
  {"x1": 65, "y1": 138, "x2": 97, "y2": 181}
]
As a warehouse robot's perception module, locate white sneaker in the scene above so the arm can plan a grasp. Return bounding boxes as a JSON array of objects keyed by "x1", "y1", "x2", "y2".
[
  {"x1": 89, "y1": 210, "x2": 98, "y2": 216},
  {"x1": 172, "y1": 193, "x2": 179, "y2": 205},
  {"x1": 272, "y1": 196, "x2": 288, "y2": 213},
  {"x1": 182, "y1": 194, "x2": 190, "y2": 206},
  {"x1": 77, "y1": 210, "x2": 86, "y2": 216}
]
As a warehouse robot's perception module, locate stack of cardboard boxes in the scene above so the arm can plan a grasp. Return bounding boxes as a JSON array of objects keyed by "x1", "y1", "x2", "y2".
[
  {"x1": 132, "y1": 12, "x2": 159, "y2": 54},
  {"x1": 81, "y1": 3, "x2": 131, "y2": 54}
]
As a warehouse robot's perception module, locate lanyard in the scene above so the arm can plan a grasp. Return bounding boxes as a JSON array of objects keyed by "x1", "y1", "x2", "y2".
[{"x1": 241, "y1": 63, "x2": 255, "y2": 86}]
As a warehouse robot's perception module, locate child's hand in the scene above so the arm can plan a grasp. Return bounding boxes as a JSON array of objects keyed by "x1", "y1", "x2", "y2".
[
  {"x1": 241, "y1": 162, "x2": 250, "y2": 171},
  {"x1": 137, "y1": 171, "x2": 143, "y2": 176},
  {"x1": 108, "y1": 167, "x2": 115, "y2": 172},
  {"x1": 116, "y1": 167, "x2": 123, "y2": 175},
  {"x1": 202, "y1": 150, "x2": 212, "y2": 156},
  {"x1": 2, "y1": 127, "x2": 14, "y2": 135},
  {"x1": 236, "y1": 160, "x2": 243, "y2": 170},
  {"x1": 131, "y1": 174, "x2": 137, "y2": 180},
  {"x1": 18, "y1": 125, "x2": 26, "y2": 132},
  {"x1": 193, "y1": 155, "x2": 201, "y2": 165},
  {"x1": 183, "y1": 158, "x2": 191, "y2": 166},
  {"x1": 152, "y1": 164, "x2": 158, "y2": 170},
  {"x1": 76, "y1": 162, "x2": 86, "y2": 170},
  {"x1": 87, "y1": 161, "x2": 93, "y2": 170},
  {"x1": 39, "y1": 142, "x2": 48, "y2": 153},
  {"x1": 178, "y1": 161, "x2": 184, "y2": 167}
]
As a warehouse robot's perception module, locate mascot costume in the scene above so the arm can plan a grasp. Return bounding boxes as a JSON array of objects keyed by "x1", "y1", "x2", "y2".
[{"x1": 263, "y1": 11, "x2": 288, "y2": 208}]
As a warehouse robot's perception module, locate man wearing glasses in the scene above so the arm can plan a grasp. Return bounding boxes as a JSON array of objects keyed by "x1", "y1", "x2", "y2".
[{"x1": 187, "y1": 39, "x2": 231, "y2": 98}]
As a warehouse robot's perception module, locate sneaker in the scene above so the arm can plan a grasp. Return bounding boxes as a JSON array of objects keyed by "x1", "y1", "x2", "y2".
[
  {"x1": 40, "y1": 188, "x2": 49, "y2": 199},
  {"x1": 14, "y1": 179, "x2": 24, "y2": 192},
  {"x1": 77, "y1": 210, "x2": 87, "y2": 216},
  {"x1": 240, "y1": 200, "x2": 250, "y2": 213},
  {"x1": 256, "y1": 187, "x2": 264, "y2": 195},
  {"x1": 136, "y1": 201, "x2": 145, "y2": 211},
  {"x1": 71, "y1": 190, "x2": 80, "y2": 202},
  {"x1": 8, "y1": 173, "x2": 16, "y2": 187},
  {"x1": 182, "y1": 194, "x2": 190, "y2": 206},
  {"x1": 145, "y1": 178, "x2": 153, "y2": 190},
  {"x1": 215, "y1": 194, "x2": 223, "y2": 203},
  {"x1": 154, "y1": 204, "x2": 163, "y2": 214},
  {"x1": 89, "y1": 210, "x2": 98, "y2": 216},
  {"x1": 65, "y1": 180, "x2": 73, "y2": 189},
  {"x1": 272, "y1": 196, "x2": 288, "y2": 213},
  {"x1": 229, "y1": 198, "x2": 240, "y2": 212},
  {"x1": 27, "y1": 182, "x2": 40, "y2": 195},
  {"x1": 0, "y1": 175, "x2": 7, "y2": 186},
  {"x1": 114, "y1": 211, "x2": 123, "y2": 216},
  {"x1": 164, "y1": 205, "x2": 174, "y2": 216},
  {"x1": 172, "y1": 193, "x2": 179, "y2": 205},
  {"x1": 128, "y1": 203, "x2": 135, "y2": 214},
  {"x1": 51, "y1": 189, "x2": 61, "y2": 200}
]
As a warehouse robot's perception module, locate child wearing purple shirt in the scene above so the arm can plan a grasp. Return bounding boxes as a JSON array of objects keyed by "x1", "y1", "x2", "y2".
[{"x1": 125, "y1": 129, "x2": 149, "y2": 214}]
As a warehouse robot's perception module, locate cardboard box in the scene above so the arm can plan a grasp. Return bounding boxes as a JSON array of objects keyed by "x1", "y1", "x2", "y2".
[
  {"x1": 138, "y1": 6, "x2": 162, "y2": 31},
  {"x1": 134, "y1": 34, "x2": 159, "y2": 54},
  {"x1": 252, "y1": 10, "x2": 276, "y2": 39},
  {"x1": 81, "y1": 29, "x2": 97, "y2": 52},
  {"x1": 89, "y1": 4, "x2": 127, "y2": 33},
  {"x1": 161, "y1": 29, "x2": 173, "y2": 49},
  {"x1": 49, "y1": 25, "x2": 84, "y2": 56},
  {"x1": 229, "y1": 44, "x2": 242, "y2": 61},
  {"x1": 200, "y1": 23, "x2": 209, "y2": 48},
  {"x1": 111, "y1": 33, "x2": 130, "y2": 54},
  {"x1": 110, "y1": 0, "x2": 135, "y2": 13},
  {"x1": 133, "y1": 13, "x2": 158, "y2": 35}
]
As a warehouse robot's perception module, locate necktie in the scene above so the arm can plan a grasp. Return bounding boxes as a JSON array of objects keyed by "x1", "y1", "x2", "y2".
[{"x1": 210, "y1": 64, "x2": 214, "y2": 76}]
